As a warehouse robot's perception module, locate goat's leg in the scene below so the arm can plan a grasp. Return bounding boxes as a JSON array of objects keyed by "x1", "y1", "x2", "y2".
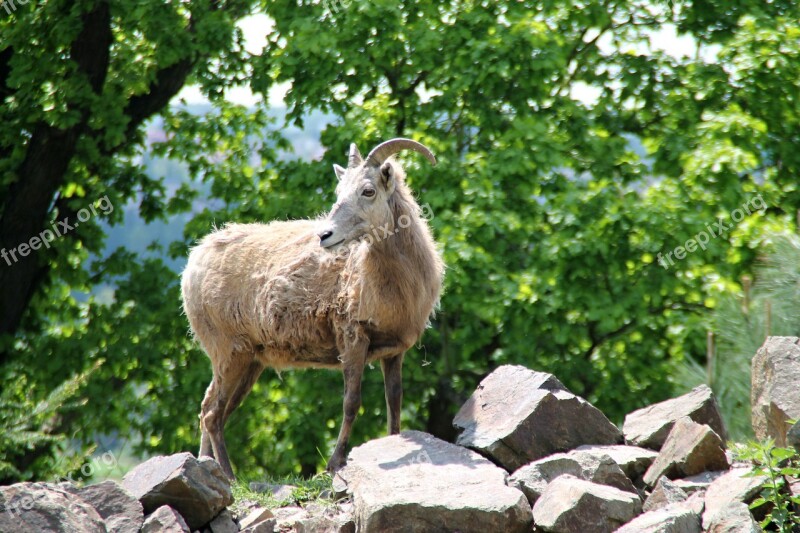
[
  {"x1": 200, "y1": 357, "x2": 257, "y2": 480},
  {"x1": 199, "y1": 380, "x2": 217, "y2": 459},
  {"x1": 380, "y1": 353, "x2": 404, "y2": 435},
  {"x1": 327, "y1": 335, "x2": 369, "y2": 472}
]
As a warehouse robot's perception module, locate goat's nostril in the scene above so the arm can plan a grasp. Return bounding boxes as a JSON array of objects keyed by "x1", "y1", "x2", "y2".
[{"x1": 319, "y1": 230, "x2": 333, "y2": 242}]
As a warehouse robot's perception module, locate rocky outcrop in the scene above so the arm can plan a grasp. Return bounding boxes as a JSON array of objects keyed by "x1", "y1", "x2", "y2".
[
  {"x1": 336, "y1": 430, "x2": 532, "y2": 533},
  {"x1": 751, "y1": 336, "x2": 800, "y2": 446},
  {"x1": 122, "y1": 453, "x2": 232, "y2": 530},
  {"x1": 623, "y1": 385, "x2": 727, "y2": 450},
  {"x1": 509, "y1": 449, "x2": 635, "y2": 505},
  {"x1": 531, "y1": 475, "x2": 642, "y2": 533},
  {"x1": 453, "y1": 365, "x2": 622, "y2": 471},
  {"x1": 642, "y1": 417, "x2": 729, "y2": 486}
]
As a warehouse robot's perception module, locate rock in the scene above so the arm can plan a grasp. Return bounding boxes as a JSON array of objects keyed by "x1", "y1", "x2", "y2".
[
  {"x1": 122, "y1": 452, "x2": 232, "y2": 529},
  {"x1": 272, "y1": 506, "x2": 309, "y2": 530},
  {"x1": 751, "y1": 336, "x2": 800, "y2": 446},
  {"x1": 0, "y1": 482, "x2": 106, "y2": 533},
  {"x1": 616, "y1": 504, "x2": 701, "y2": 533},
  {"x1": 672, "y1": 470, "x2": 726, "y2": 494},
  {"x1": 62, "y1": 480, "x2": 144, "y2": 533},
  {"x1": 453, "y1": 365, "x2": 622, "y2": 471},
  {"x1": 240, "y1": 518, "x2": 276, "y2": 532},
  {"x1": 788, "y1": 420, "x2": 800, "y2": 452},
  {"x1": 575, "y1": 444, "x2": 658, "y2": 484},
  {"x1": 338, "y1": 430, "x2": 532, "y2": 532},
  {"x1": 508, "y1": 449, "x2": 635, "y2": 505},
  {"x1": 643, "y1": 478, "x2": 688, "y2": 512},
  {"x1": 209, "y1": 509, "x2": 238, "y2": 533},
  {"x1": 702, "y1": 468, "x2": 768, "y2": 529},
  {"x1": 642, "y1": 417, "x2": 729, "y2": 487},
  {"x1": 239, "y1": 507, "x2": 274, "y2": 530},
  {"x1": 531, "y1": 474, "x2": 641, "y2": 533},
  {"x1": 623, "y1": 385, "x2": 727, "y2": 450},
  {"x1": 704, "y1": 502, "x2": 760, "y2": 533},
  {"x1": 140, "y1": 505, "x2": 190, "y2": 533}
]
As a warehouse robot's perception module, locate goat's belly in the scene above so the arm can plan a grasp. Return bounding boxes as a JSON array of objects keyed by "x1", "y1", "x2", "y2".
[{"x1": 256, "y1": 342, "x2": 342, "y2": 370}]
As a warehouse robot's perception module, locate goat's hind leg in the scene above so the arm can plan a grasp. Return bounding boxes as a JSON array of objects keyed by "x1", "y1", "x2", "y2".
[
  {"x1": 200, "y1": 355, "x2": 262, "y2": 480},
  {"x1": 380, "y1": 353, "x2": 404, "y2": 435}
]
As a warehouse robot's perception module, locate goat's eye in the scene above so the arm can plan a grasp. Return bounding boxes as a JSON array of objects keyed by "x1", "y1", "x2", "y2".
[{"x1": 362, "y1": 188, "x2": 376, "y2": 198}]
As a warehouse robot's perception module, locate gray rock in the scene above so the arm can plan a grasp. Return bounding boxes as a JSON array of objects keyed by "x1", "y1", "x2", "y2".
[
  {"x1": 643, "y1": 417, "x2": 729, "y2": 487},
  {"x1": 532, "y1": 474, "x2": 641, "y2": 533},
  {"x1": 272, "y1": 506, "x2": 308, "y2": 530},
  {"x1": 508, "y1": 449, "x2": 635, "y2": 505},
  {"x1": 239, "y1": 507, "x2": 274, "y2": 530},
  {"x1": 616, "y1": 504, "x2": 701, "y2": 533},
  {"x1": 643, "y1": 478, "x2": 688, "y2": 512},
  {"x1": 575, "y1": 444, "x2": 659, "y2": 484},
  {"x1": 122, "y1": 452, "x2": 233, "y2": 530},
  {"x1": 751, "y1": 336, "x2": 800, "y2": 446},
  {"x1": 702, "y1": 468, "x2": 768, "y2": 530},
  {"x1": 209, "y1": 509, "x2": 238, "y2": 533},
  {"x1": 140, "y1": 505, "x2": 190, "y2": 533},
  {"x1": 62, "y1": 480, "x2": 144, "y2": 533},
  {"x1": 705, "y1": 502, "x2": 760, "y2": 533},
  {"x1": 788, "y1": 420, "x2": 800, "y2": 452},
  {"x1": 453, "y1": 365, "x2": 622, "y2": 471},
  {"x1": 240, "y1": 518, "x2": 276, "y2": 532},
  {"x1": 672, "y1": 470, "x2": 727, "y2": 493},
  {"x1": 623, "y1": 385, "x2": 727, "y2": 450},
  {"x1": 0, "y1": 482, "x2": 105, "y2": 533},
  {"x1": 338, "y1": 430, "x2": 532, "y2": 533}
]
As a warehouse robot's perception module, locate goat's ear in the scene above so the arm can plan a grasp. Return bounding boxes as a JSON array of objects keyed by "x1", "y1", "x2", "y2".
[
  {"x1": 333, "y1": 164, "x2": 346, "y2": 180},
  {"x1": 379, "y1": 162, "x2": 395, "y2": 191}
]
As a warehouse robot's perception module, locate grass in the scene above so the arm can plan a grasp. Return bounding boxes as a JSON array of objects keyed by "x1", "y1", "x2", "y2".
[{"x1": 230, "y1": 471, "x2": 337, "y2": 516}]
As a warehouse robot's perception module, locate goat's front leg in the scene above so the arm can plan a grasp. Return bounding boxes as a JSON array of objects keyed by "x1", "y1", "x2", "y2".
[
  {"x1": 327, "y1": 333, "x2": 368, "y2": 473},
  {"x1": 381, "y1": 353, "x2": 404, "y2": 435}
]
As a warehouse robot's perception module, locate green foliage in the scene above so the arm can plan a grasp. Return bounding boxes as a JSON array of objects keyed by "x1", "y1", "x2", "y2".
[
  {"x1": 735, "y1": 438, "x2": 800, "y2": 532},
  {"x1": 0, "y1": 360, "x2": 102, "y2": 483},
  {"x1": 3, "y1": 0, "x2": 800, "y2": 482}
]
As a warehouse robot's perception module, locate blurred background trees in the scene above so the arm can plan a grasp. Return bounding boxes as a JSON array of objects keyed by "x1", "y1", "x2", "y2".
[{"x1": 1, "y1": 0, "x2": 799, "y2": 482}]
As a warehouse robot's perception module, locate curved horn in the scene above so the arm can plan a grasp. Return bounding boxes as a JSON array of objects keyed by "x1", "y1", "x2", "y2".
[
  {"x1": 364, "y1": 138, "x2": 437, "y2": 167},
  {"x1": 348, "y1": 143, "x2": 363, "y2": 169}
]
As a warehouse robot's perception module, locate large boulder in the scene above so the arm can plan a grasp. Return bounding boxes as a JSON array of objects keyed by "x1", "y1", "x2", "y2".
[
  {"x1": 575, "y1": 444, "x2": 658, "y2": 485},
  {"x1": 121, "y1": 452, "x2": 232, "y2": 529},
  {"x1": 702, "y1": 468, "x2": 768, "y2": 530},
  {"x1": 508, "y1": 449, "x2": 635, "y2": 505},
  {"x1": 642, "y1": 417, "x2": 729, "y2": 487},
  {"x1": 531, "y1": 475, "x2": 641, "y2": 533},
  {"x1": 60, "y1": 480, "x2": 143, "y2": 533},
  {"x1": 704, "y1": 502, "x2": 760, "y2": 533},
  {"x1": 616, "y1": 504, "x2": 701, "y2": 533},
  {"x1": 642, "y1": 478, "x2": 688, "y2": 512},
  {"x1": 336, "y1": 430, "x2": 532, "y2": 533},
  {"x1": 140, "y1": 505, "x2": 190, "y2": 533},
  {"x1": 0, "y1": 482, "x2": 106, "y2": 533},
  {"x1": 623, "y1": 385, "x2": 727, "y2": 450},
  {"x1": 453, "y1": 365, "x2": 622, "y2": 471},
  {"x1": 751, "y1": 336, "x2": 800, "y2": 446}
]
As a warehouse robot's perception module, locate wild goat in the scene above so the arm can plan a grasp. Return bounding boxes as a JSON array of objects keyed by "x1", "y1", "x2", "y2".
[{"x1": 181, "y1": 138, "x2": 444, "y2": 479}]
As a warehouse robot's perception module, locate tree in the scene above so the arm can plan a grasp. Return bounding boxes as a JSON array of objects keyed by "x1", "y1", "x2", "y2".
[{"x1": 3, "y1": 0, "x2": 800, "y2": 481}]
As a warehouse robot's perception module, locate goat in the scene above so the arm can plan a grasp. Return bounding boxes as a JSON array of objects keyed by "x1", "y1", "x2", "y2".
[{"x1": 181, "y1": 138, "x2": 444, "y2": 479}]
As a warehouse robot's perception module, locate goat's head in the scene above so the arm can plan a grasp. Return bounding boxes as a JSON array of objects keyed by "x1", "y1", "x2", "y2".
[{"x1": 317, "y1": 138, "x2": 436, "y2": 249}]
